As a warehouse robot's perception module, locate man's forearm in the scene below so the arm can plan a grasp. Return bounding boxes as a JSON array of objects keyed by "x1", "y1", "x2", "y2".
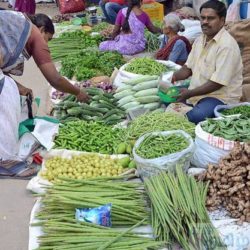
[
  {"x1": 189, "y1": 80, "x2": 223, "y2": 98},
  {"x1": 173, "y1": 65, "x2": 192, "y2": 82}
]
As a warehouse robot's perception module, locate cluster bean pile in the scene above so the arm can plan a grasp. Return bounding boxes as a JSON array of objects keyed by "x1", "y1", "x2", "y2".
[
  {"x1": 125, "y1": 58, "x2": 171, "y2": 75},
  {"x1": 136, "y1": 134, "x2": 189, "y2": 159},
  {"x1": 37, "y1": 177, "x2": 149, "y2": 227},
  {"x1": 54, "y1": 121, "x2": 126, "y2": 154},
  {"x1": 126, "y1": 111, "x2": 195, "y2": 140},
  {"x1": 41, "y1": 154, "x2": 125, "y2": 182},
  {"x1": 202, "y1": 116, "x2": 250, "y2": 142},
  {"x1": 144, "y1": 167, "x2": 225, "y2": 249},
  {"x1": 35, "y1": 219, "x2": 164, "y2": 250},
  {"x1": 49, "y1": 31, "x2": 102, "y2": 61},
  {"x1": 221, "y1": 105, "x2": 250, "y2": 117},
  {"x1": 198, "y1": 143, "x2": 250, "y2": 222}
]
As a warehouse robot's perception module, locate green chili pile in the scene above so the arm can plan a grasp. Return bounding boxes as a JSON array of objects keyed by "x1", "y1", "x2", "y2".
[
  {"x1": 144, "y1": 167, "x2": 226, "y2": 249},
  {"x1": 126, "y1": 111, "x2": 195, "y2": 140},
  {"x1": 136, "y1": 134, "x2": 189, "y2": 159},
  {"x1": 202, "y1": 116, "x2": 250, "y2": 142},
  {"x1": 125, "y1": 58, "x2": 171, "y2": 75},
  {"x1": 54, "y1": 121, "x2": 126, "y2": 154},
  {"x1": 221, "y1": 105, "x2": 250, "y2": 117}
]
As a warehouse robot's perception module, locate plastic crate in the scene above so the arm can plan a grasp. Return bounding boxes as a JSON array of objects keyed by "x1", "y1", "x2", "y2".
[{"x1": 141, "y1": 2, "x2": 164, "y2": 22}]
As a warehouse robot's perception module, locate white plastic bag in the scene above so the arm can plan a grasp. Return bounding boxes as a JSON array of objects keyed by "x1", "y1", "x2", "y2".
[
  {"x1": 191, "y1": 121, "x2": 240, "y2": 168},
  {"x1": 133, "y1": 130, "x2": 194, "y2": 178},
  {"x1": 179, "y1": 19, "x2": 202, "y2": 43},
  {"x1": 113, "y1": 60, "x2": 181, "y2": 88},
  {"x1": 226, "y1": 0, "x2": 241, "y2": 22},
  {"x1": 214, "y1": 102, "x2": 250, "y2": 117}
]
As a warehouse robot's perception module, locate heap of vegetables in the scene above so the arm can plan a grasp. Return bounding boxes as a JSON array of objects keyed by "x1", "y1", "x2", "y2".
[
  {"x1": 126, "y1": 111, "x2": 195, "y2": 139},
  {"x1": 198, "y1": 143, "x2": 250, "y2": 223},
  {"x1": 144, "y1": 167, "x2": 225, "y2": 249},
  {"x1": 201, "y1": 116, "x2": 250, "y2": 142},
  {"x1": 52, "y1": 88, "x2": 126, "y2": 125},
  {"x1": 40, "y1": 154, "x2": 126, "y2": 182},
  {"x1": 49, "y1": 31, "x2": 103, "y2": 61},
  {"x1": 36, "y1": 177, "x2": 149, "y2": 227},
  {"x1": 125, "y1": 58, "x2": 171, "y2": 75},
  {"x1": 60, "y1": 50, "x2": 125, "y2": 81},
  {"x1": 221, "y1": 105, "x2": 250, "y2": 117},
  {"x1": 135, "y1": 133, "x2": 189, "y2": 159},
  {"x1": 114, "y1": 75, "x2": 160, "y2": 112},
  {"x1": 54, "y1": 121, "x2": 126, "y2": 154}
]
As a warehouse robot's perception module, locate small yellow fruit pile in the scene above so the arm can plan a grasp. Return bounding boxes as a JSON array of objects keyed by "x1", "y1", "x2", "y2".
[{"x1": 40, "y1": 154, "x2": 125, "y2": 182}]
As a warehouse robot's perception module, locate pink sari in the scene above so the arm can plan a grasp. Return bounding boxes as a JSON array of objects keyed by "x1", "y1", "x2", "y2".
[{"x1": 15, "y1": 0, "x2": 36, "y2": 15}]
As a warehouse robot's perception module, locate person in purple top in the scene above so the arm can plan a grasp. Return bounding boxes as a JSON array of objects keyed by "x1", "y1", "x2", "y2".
[{"x1": 99, "y1": 0, "x2": 161, "y2": 55}]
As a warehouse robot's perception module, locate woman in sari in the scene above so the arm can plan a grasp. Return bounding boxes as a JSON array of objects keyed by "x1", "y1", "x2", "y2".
[
  {"x1": 99, "y1": 0, "x2": 161, "y2": 55},
  {"x1": 15, "y1": 0, "x2": 36, "y2": 15},
  {"x1": 156, "y1": 13, "x2": 192, "y2": 65},
  {"x1": 0, "y1": 11, "x2": 88, "y2": 166}
]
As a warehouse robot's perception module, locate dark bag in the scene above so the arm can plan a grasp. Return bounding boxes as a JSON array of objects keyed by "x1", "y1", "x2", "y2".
[{"x1": 58, "y1": 0, "x2": 85, "y2": 14}]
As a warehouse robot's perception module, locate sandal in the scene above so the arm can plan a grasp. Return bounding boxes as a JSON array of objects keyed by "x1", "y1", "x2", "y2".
[{"x1": 0, "y1": 160, "x2": 38, "y2": 180}]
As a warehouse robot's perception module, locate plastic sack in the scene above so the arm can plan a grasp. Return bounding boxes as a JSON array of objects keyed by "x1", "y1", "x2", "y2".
[
  {"x1": 214, "y1": 102, "x2": 250, "y2": 117},
  {"x1": 75, "y1": 204, "x2": 112, "y2": 227},
  {"x1": 179, "y1": 19, "x2": 202, "y2": 44},
  {"x1": 226, "y1": 0, "x2": 241, "y2": 22},
  {"x1": 133, "y1": 130, "x2": 194, "y2": 178},
  {"x1": 58, "y1": 0, "x2": 85, "y2": 14},
  {"x1": 113, "y1": 60, "x2": 181, "y2": 88},
  {"x1": 191, "y1": 121, "x2": 240, "y2": 169}
]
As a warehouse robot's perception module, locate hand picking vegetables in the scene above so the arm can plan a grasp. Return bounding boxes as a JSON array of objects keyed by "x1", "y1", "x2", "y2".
[
  {"x1": 144, "y1": 167, "x2": 225, "y2": 249},
  {"x1": 201, "y1": 116, "x2": 250, "y2": 142},
  {"x1": 34, "y1": 219, "x2": 164, "y2": 250},
  {"x1": 125, "y1": 58, "x2": 171, "y2": 75},
  {"x1": 54, "y1": 121, "x2": 126, "y2": 154},
  {"x1": 114, "y1": 75, "x2": 161, "y2": 112},
  {"x1": 36, "y1": 177, "x2": 149, "y2": 227},
  {"x1": 221, "y1": 105, "x2": 250, "y2": 117},
  {"x1": 198, "y1": 143, "x2": 250, "y2": 223},
  {"x1": 126, "y1": 111, "x2": 195, "y2": 139},
  {"x1": 52, "y1": 89, "x2": 126, "y2": 125},
  {"x1": 135, "y1": 133, "x2": 189, "y2": 159},
  {"x1": 40, "y1": 154, "x2": 126, "y2": 182}
]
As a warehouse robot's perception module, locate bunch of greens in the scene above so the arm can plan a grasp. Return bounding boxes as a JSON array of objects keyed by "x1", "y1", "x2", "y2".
[
  {"x1": 60, "y1": 50, "x2": 125, "y2": 81},
  {"x1": 49, "y1": 30, "x2": 103, "y2": 61}
]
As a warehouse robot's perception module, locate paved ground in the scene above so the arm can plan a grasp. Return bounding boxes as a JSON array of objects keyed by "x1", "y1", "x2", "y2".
[{"x1": 0, "y1": 3, "x2": 60, "y2": 250}]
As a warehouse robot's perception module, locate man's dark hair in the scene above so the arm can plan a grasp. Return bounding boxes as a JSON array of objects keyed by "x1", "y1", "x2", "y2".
[{"x1": 200, "y1": 0, "x2": 227, "y2": 18}]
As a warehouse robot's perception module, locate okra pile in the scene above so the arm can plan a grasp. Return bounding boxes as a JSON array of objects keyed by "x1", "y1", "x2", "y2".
[
  {"x1": 136, "y1": 133, "x2": 189, "y2": 159},
  {"x1": 52, "y1": 87, "x2": 126, "y2": 125},
  {"x1": 54, "y1": 121, "x2": 126, "y2": 154},
  {"x1": 202, "y1": 116, "x2": 250, "y2": 142}
]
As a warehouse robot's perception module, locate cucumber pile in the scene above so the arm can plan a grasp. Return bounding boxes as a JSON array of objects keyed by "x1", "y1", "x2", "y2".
[{"x1": 52, "y1": 87, "x2": 126, "y2": 125}]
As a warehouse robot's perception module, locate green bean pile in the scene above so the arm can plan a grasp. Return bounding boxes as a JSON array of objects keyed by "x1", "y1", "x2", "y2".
[
  {"x1": 37, "y1": 177, "x2": 149, "y2": 227},
  {"x1": 35, "y1": 218, "x2": 164, "y2": 250},
  {"x1": 202, "y1": 116, "x2": 250, "y2": 142},
  {"x1": 126, "y1": 111, "x2": 195, "y2": 140},
  {"x1": 54, "y1": 121, "x2": 126, "y2": 154},
  {"x1": 144, "y1": 167, "x2": 226, "y2": 249},
  {"x1": 136, "y1": 134, "x2": 189, "y2": 159},
  {"x1": 125, "y1": 58, "x2": 170, "y2": 75},
  {"x1": 221, "y1": 105, "x2": 250, "y2": 117}
]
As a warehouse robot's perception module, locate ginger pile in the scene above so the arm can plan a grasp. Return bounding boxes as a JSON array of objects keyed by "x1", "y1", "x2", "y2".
[{"x1": 199, "y1": 143, "x2": 250, "y2": 222}]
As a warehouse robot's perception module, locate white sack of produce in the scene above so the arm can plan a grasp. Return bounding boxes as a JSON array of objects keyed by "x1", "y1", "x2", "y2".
[
  {"x1": 214, "y1": 102, "x2": 250, "y2": 117},
  {"x1": 179, "y1": 19, "x2": 202, "y2": 44},
  {"x1": 133, "y1": 130, "x2": 194, "y2": 178},
  {"x1": 27, "y1": 149, "x2": 130, "y2": 194},
  {"x1": 191, "y1": 117, "x2": 248, "y2": 168},
  {"x1": 114, "y1": 59, "x2": 180, "y2": 87}
]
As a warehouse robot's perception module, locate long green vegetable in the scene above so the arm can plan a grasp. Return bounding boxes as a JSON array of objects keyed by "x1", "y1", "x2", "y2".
[
  {"x1": 54, "y1": 121, "x2": 126, "y2": 154},
  {"x1": 36, "y1": 177, "x2": 149, "y2": 227},
  {"x1": 201, "y1": 116, "x2": 250, "y2": 142},
  {"x1": 125, "y1": 58, "x2": 171, "y2": 75},
  {"x1": 126, "y1": 111, "x2": 195, "y2": 140},
  {"x1": 221, "y1": 105, "x2": 250, "y2": 117},
  {"x1": 144, "y1": 167, "x2": 226, "y2": 249},
  {"x1": 136, "y1": 133, "x2": 189, "y2": 159}
]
